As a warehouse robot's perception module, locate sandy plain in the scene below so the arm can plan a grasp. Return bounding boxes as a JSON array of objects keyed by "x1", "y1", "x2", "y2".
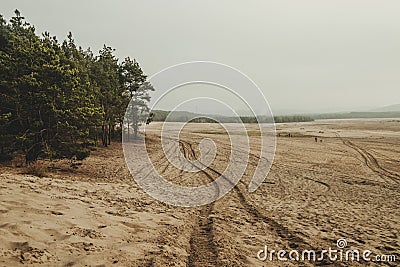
[{"x1": 0, "y1": 119, "x2": 399, "y2": 266}]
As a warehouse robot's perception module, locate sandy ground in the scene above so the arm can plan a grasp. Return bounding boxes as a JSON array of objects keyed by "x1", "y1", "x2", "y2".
[{"x1": 0, "y1": 119, "x2": 399, "y2": 266}]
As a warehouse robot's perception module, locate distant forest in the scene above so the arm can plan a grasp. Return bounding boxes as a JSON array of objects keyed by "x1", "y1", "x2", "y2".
[
  {"x1": 151, "y1": 110, "x2": 314, "y2": 123},
  {"x1": 0, "y1": 10, "x2": 153, "y2": 163},
  {"x1": 152, "y1": 110, "x2": 400, "y2": 124}
]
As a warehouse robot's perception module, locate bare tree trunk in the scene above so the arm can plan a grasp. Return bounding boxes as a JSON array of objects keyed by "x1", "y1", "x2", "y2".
[
  {"x1": 102, "y1": 124, "x2": 108, "y2": 147},
  {"x1": 133, "y1": 121, "x2": 138, "y2": 140},
  {"x1": 108, "y1": 123, "x2": 111, "y2": 145}
]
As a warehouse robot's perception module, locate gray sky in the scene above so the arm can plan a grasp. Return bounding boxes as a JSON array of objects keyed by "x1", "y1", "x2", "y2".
[{"x1": 2, "y1": 0, "x2": 400, "y2": 114}]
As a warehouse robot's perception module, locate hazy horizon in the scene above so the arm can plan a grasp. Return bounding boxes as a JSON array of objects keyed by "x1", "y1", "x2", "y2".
[
  {"x1": 152, "y1": 103, "x2": 400, "y2": 117},
  {"x1": 2, "y1": 0, "x2": 400, "y2": 114}
]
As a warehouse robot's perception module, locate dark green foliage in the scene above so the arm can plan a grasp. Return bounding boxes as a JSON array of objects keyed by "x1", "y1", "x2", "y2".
[{"x1": 0, "y1": 11, "x2": 152, "y2": 163}]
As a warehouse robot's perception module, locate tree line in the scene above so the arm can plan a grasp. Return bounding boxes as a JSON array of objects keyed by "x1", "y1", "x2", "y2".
[
  {"x1": 151, "y1": 110, "x2": 314, "y2": 123},
  {"x1": 0, "y1": 10, "x2": 153, "y2": 163}
]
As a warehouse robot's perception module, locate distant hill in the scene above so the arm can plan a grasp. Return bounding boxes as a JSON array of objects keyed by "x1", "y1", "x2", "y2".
[
  {"x1": 312, "y1": 111, "x2": 400, "y2": 120},
  {"x1": 369, "y1": 104, "x2": 400, "y2": 112}
]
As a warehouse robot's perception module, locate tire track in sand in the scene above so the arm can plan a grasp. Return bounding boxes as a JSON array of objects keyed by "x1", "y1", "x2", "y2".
[
  {"x1": 181, "y1": 139, "x2": 312, "y2": 252},
  {"x1": 336, "y1": 133, "x2": 400, "y2": 184},
  {"x1": 139, "y1": 137, "x2": 219, "y2": 266},
  {"x1": 179, "y1": 140, "x2": 220, "y2": 267},
  {"x1": 153, "y1": 136, "x2": 312, "y2": 265}
]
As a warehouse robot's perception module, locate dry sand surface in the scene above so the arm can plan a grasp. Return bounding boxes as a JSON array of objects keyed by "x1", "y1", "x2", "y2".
[{"x1": 0, "y1": 119, "x2": 399, "y2": 266}]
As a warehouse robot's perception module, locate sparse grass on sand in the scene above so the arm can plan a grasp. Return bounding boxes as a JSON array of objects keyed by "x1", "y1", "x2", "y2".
[{"x1": 23, "y1": 161, "x2": 48, "y2": 177}]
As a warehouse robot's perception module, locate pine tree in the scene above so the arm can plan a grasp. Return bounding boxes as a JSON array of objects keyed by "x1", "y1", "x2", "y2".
[
  {"x1": 0, "y1": 10, "x2": 153, "y2": 162},
  {"x1": 120, "y1": 58, "x2": 153, "y2": 140}
]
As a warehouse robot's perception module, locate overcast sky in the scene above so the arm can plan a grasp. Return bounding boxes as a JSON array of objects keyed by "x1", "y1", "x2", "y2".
[{"x1": 2, "y1": 0, "x2": 400, "y2": 114}]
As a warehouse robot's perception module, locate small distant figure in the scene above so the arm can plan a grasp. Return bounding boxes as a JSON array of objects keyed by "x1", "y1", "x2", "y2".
[
  {"x1": 315, "y1": 137, "x2": 318, "y2": 142},
  {"x1": 320, "y1": 139, "x2": 323, "y2": 143},
  {"x1": 288, "y1": 133, "x2": 291, "y2": 138}
]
